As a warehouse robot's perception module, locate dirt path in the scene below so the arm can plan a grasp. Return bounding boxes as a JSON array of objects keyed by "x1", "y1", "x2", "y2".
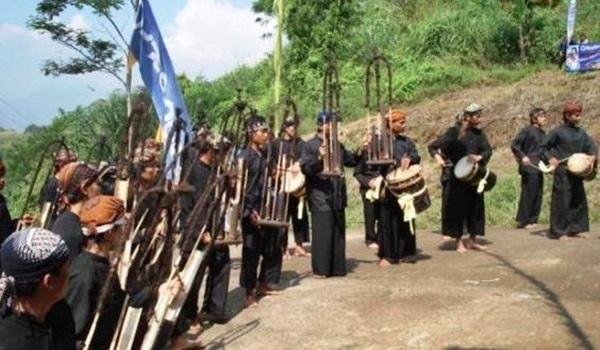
[{"x1": 198, "y1": 225, "x2": 600, "y2": 349}]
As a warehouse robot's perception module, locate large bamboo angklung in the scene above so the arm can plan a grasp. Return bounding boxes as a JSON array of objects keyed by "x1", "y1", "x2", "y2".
[
  {"x1": 321, "y1": 61, "x2": 343, "y2": 177},
  {"x1": 365, "y1": 53, "x2": 395, "y2": 166}
]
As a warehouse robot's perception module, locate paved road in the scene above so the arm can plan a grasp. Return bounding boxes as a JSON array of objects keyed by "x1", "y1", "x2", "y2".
[{"x1": 198, "y1": 225, "x2": 600, "y2": 349}]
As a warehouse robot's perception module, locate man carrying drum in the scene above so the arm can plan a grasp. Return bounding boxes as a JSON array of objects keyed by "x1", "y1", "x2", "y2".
[
  {"x1": 271, "y1": 116, "x2": 310, "y2": 258},
  {"x1": 428, "y1": 112, "x2": 463, "y2": 241},
  {"x1": 376, "y1": 109, "x2": 422, "y2": 267},
  {"x1": 541, "y1": 100, "x2": 597, "y2": 240},
  {"x1": 511, "y1": 108, "x2": 547, "y2": 230},
  {"x1": 434, "y1": 103, "x2": 493, "y2": 253}
]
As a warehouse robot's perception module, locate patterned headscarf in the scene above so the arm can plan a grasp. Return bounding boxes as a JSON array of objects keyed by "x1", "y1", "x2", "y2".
[
  {"x1": 56, "y1": 162, "x2": 99, "y2": 197},
  {"x1": 1, "y1": 228, "x2": 69, "y2": 284}
]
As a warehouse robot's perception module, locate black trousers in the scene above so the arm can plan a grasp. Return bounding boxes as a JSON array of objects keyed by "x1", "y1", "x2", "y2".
[
  {"x1": 240, "y1": 218, "x2": 282, "y2": 291},
  {"x1": 446, "y1": 176, "x2": 485, "y2": 238},
  {"x1": 282, "y1": 196, "x2": 310, "y2": 249},
  {"x1": 516, "y1": 167, "x2": 544, "y2": 225},
  {"x1": 379, "y1": 197, "x2": 416, "y2": 260},
  {"x1": 201, "y1": 246, "x2": 231, "y2": 316},
  {"x1": 360, "y1": 191, "x2": 379, "y2": 244},
  {"x1": 550, "y1": 167, "x2": 589, "y2": 237},
  {"x1": 310, "y1": 210, "x2": 346, "y2": 277}
]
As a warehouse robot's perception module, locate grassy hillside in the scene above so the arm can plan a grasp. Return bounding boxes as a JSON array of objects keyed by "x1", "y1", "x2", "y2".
[{"x1": 341, "y1": 69, "x2": 600, "y2": 229}]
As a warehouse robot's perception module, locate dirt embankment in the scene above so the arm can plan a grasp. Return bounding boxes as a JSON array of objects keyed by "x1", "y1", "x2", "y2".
[{"x1": 343, "y1": 69, "x2": 600, "y2": 150}]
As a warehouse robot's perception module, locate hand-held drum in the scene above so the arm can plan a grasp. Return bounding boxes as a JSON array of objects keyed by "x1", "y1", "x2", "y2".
[
  {"x1": 453, "y1": 156, "x2": 496, "y2": 192},
  {"x1": 567, "y1": 153, "x2": 594, "y2": 178},
  {"x1": 283, "y1": 162, "x2": 306, "y2": 197},
  {"x1": 385, "y1": 164, "x2": 431, "y2": 215}
]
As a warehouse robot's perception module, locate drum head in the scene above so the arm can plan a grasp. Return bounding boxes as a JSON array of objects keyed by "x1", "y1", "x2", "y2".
[
  {"x1": 386, "y1": 164, "x2": 422, "y2": 183},
  {"x1": 567, "y1": 153, "x2": 591, "y2": 175},
  {"x1": 284, "y1": 171, "x2": 305, "y2": 193},
  {"x1": 454, "y1": 156, "x2": 474, "y2": 179}
]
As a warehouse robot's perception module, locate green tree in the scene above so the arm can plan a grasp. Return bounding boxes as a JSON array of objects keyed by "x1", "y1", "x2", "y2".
[{"x1": 27, "y1": 0, "x2": 131, "y2": 86}]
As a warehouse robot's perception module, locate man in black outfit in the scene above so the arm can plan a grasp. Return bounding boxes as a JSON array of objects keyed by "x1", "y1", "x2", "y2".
[
  {"x1": 38, "y1": 149, "x2": 77, "y2": 227},
  {"x1": 354, "y1": 132, "x2": 381, "y2": 250},
  {"x1": 0, "y1": 228, "x2": 71, "y2": 350},
  {"x1": 376, "y1": 109, "x2": 421, "y2": 267},
  {"x1": 300, "y1": 111, "x2": 358, "y2": 278},
  {"x1": 271, "y1": 116, "x2": 310, "y2": 258},
  {"x1": 68, "y1": 195, "x2": 127, "y2": 349},
  {"x1": 179, "y1": 138, "x2": 231, "y2": 329},
  {"x1": 434, "y1": 104, "x2": 493, "y2": 253},
  {"x1": 47, "y1": 162, "x2": 100, "y2": 350},
  {"x1": 511, "y1": 108, "x2": 547, "y2": 229},
  {"x1": 427, "y1": 113, "x2": 462, "y2": 241},
  {"x1": 541, "y1": 101, "x2": 597, "y2": 240},
  {"x1": 239, "y1": 116, "x2": 282, "y2": 307}
]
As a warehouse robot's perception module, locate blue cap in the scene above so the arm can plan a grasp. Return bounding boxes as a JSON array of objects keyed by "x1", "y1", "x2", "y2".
[{"x1": 317, "y1": 111, "x2": 334, "y2": 125}]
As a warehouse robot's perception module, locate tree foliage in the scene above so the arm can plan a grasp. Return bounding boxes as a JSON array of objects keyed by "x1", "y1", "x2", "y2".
[{"x1": 27, "y1": 0, "x2": 130, "y2": 85}]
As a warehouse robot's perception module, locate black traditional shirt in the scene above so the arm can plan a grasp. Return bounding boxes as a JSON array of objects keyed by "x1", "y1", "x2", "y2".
[
  {"x1": 180, "y1": 160, "x2": 212, "y2": 228},
  {"x1": 270, "y1": 136, "x2": 305, "y2": 162},
  {"x1": 300, "y1": 135, "x2": 358, "y2": 212},
  {"x1": 240, "y1": 146, "x2": 268, "y2": 218},
  {"x1": 541, "y1": 123, "x2": 598, "y2": 161},
  {"x1": 0, "y1": 309, "x2": 54, "y2": 350},
  {"x1": 511, "y1": 125, "x2": 546, "y2": 163},
  {"x1": 432, "y1": 126, "x2": 492, "y2": 167},
  {"x1": 353, "y1": 151, "x2": 382, "y2": 192},
  {"x1": 50, "y1": 211, "x2": 83, "y2": 258}
]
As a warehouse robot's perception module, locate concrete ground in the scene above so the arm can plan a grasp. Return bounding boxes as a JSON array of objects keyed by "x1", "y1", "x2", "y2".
[{"x1": 198, "y1": 225, "x2": 600, "y2": 350}]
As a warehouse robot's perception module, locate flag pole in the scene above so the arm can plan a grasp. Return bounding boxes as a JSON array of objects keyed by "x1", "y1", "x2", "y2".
[{"x1": 273, "y1": 0, "x2": 284, "y2": 130}]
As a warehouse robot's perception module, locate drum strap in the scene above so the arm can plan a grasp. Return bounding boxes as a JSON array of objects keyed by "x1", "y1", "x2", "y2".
[
  {"x1": 477, "y1": 169, "x2": 490, "y2": 194},
  {"x1": 366, "y1": 176, "x2": 384, "y2": 202},
  {"x1": 297, "y1": 196, "x2": 305, "y2": 220},
  {"x1": 392, "y1": 185, "x2": 428, "y2": 235}
]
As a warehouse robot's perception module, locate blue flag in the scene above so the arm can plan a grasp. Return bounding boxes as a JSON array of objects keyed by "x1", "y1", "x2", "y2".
[{"x1": 129, "y1": 0, "x2": 190, "y2": 181}]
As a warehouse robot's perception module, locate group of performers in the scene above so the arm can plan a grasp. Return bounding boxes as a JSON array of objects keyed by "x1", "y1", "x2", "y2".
[{"x1": 0, "y1": 97, "x2": 597, "y2": 349}]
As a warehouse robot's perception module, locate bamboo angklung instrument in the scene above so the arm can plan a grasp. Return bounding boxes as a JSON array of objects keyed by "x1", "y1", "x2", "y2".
[
  {"x1": 257, "y1": 133, "x2": 290, "y2": 228},
  {"x1": 365, "y1": 53, "x2": 395, "y2": 166},
  {"x1": 321, "y1": 61, "x2": 343, "y2": 177}
]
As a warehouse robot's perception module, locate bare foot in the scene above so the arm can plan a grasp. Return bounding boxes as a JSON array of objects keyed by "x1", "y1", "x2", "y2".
[
  {"x1": 456, "y1": 239, "x2": 468, "y2": 254},
  {"x1": 257, "y1": 284, "x2": 283, "y2": 297},
  {"x1": 465, "y1": 238, "x2": 487, "y2": 251},
  {"x1": 293, "y1": 245, "x2": 311, "y2": 257},
  {"x1": 187, "y1": 321, "x2": 203, "y2": 337},
  {"x1": 572, "y1": 232, "x2": 589, "y2": 239},
  {"x1": 378, "y1": 258, "x2": 392, "y2": 267},
  {"x1": 244, "y1": 294, "x2": 259, "y2": 308},
  {"x1": 313, "y1": 273, "x2": 327, "y2": 279},
  {"x1": 171, "y1": 333, "x2": 204, "y2": 350},
  {"x1": 441, "y1": 235, "x2": 452, "y2": 242},
  {"x1": 525, "y1": 223, "x2": 539, "y2": 230},
  {"x1": 558, "y1": 235, "x2": 571, "y2": 241},
  {"x1": 367, "y1": 242, "x2": 379, "y2": 250},
  {"x1": 283, "y1": 250, "x2": 292, "y2": 260}
]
